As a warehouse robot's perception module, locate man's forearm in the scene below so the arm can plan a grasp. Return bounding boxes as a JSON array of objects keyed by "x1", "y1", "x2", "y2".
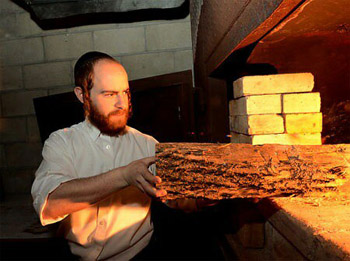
[
  {"x1": 42, "y1": 168, "x2": 127, "y2": 220},
  {"x1": 42, "y1": 156, "x2": 165, "y2": 221}
]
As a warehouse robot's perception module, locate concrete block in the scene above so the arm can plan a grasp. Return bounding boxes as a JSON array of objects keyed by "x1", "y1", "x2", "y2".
[
  {"x1": 2, "y1": 90, "x2": 47, "y2": 116},
  {"x1": 121, "y1": 52, "x2": 174, "y2": 80},
  {"x1": 0, "y1": 66, "x2": 23, "y2": 91},
  {"x1": 48, "y1": 87, "x2": 74, "y2": 96},
  {"x1": 14, "y1": 12, "x2": 43, "y2": 37},
  {"x1": 44, "y1": 32, "x2": 93, "y2": 61},
  {"x1": 229, "y1": 94, "x2": 281, "y2": 116},
  {"x1": 233, "y1": 73, "x2": 314, "y2": 98},
  {"x1": 68, "y1": 23, "x2": 117, "y2": 33},
  {"x1": 94, "y1": 27, "x2": 145, "y2": 55},
  {"x1": 230, "y1": 132, "x2": 321, "y2": 145},
  {"x1": 282, "y1": 92, "x2": 321, "y2": 113},
  {"x1": 230, "y1": 115, "x2": 284, "y2": 135},
  {"x1": 0, "y1": 117, "x2": 27, "y2": 143},
  {"x1": 0, "y1": 38, "x2": 44, "y2": 65},
  {"x1": 27, "y1": 116, "x2": 41, "y2": 142},
  {"x1": 5, "y1": 142, "x2": 42, "y2": 168},
  {"x1": 24, "y1": 61, "x2": 72, "y2": 89},
  {"x1": 117, "y1": 15, "x2": 189, "y2": 28},
  {"x1": 146, "y1": 22, "x2": 192, "y2": 51},
  {"x1": 183, "y1": 14, "x2": 191, "y2": 21},
  {"x1": 174, "y1": 49, "x2": 193, "y2": 71},
  {"x1": 0, "y1": 0, "x2": 26, "y2": 13},
  {"x1": 0, "y1": 13, "x2": 17, "y2": 39},
  {"x1": 118, "y1": 19, "x2": 168, "y2": 28},
  {"x1": 2, "y1": 168, "x2": 36, "y2": 194},
  {"x1": 134, "y1": 14, "x2": 191, "y2": 26},
  {"x1": 284, "y1": 113, "x2": 322, "y2": 134},
  {"x1": 0, "y1": 12, "x2": 44, "y2": 39}
]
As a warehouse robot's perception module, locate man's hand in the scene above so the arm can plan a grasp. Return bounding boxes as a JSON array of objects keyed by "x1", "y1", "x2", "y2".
[{"x1": 120, "y1": 157, "x2": 167, "y2": 198}]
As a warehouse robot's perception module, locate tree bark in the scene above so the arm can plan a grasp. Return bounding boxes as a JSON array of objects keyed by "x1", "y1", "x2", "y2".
[{"x1": 156, "y1": 143, "x2": 350, "y2": 200}]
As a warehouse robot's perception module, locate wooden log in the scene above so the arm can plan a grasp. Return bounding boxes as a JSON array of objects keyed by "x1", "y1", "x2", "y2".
[{"x1": 156, "y1": 143, "x2": 350, "y2": 200}]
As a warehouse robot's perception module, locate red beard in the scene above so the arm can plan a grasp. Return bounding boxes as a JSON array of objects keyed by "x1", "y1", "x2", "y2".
[{"x1": 85, "y1": 98, "x2": 129, "y2": 136}]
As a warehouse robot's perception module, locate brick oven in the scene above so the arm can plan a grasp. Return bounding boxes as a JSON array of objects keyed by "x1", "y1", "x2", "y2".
[
  {"x1": 189, "y1": 0, "x2": 350, "y2": 259},
  {"x1": 191, "y1": 0, "x2": 349, "y2": 144}
]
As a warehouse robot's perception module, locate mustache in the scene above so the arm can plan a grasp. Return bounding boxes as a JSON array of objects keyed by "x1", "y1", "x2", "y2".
[{"x1": 108, "y1": 109, "x2": 128, "y2": 117}]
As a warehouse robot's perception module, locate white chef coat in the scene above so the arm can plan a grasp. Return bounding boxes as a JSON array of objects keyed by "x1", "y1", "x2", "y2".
[{"x1": 31, "y1": 120, "x2": 157, "y2": 260}]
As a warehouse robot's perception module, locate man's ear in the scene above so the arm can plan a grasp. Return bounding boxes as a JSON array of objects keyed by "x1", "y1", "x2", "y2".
[{"x1": 74, "y1": 87, "x2": 84, "y2": 104}]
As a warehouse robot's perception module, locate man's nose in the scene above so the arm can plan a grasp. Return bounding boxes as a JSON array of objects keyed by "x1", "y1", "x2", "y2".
[{"x1": 114, "y1": 94, "x2": 126, "y2": 108}]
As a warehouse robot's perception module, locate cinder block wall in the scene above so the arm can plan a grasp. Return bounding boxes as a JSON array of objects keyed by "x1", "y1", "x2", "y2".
[{"x1": 0, "y1": 0, "x2": 193, "y2": 196}]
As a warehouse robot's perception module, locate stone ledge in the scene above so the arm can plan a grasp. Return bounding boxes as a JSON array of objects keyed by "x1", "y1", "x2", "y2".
[{"x1": 258, "y1": 198, "x2": 350, "y2": 260}]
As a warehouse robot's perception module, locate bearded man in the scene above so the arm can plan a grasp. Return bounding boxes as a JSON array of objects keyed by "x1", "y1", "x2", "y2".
[{"x1": 31, "y1": 51, "x2": 167, "y2": 260}]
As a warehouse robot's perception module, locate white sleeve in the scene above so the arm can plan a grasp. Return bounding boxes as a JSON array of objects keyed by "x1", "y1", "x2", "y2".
[
  {"x1": 31, "y1": 132, "x2": 75, "y2": 226},
  {"x1": 147, "y1": 136, "x2": 158, "y2": 176}
]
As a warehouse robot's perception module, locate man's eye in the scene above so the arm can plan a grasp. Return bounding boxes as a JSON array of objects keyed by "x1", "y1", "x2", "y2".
[{"x1": 104, "y1": 93, "x2": 114, "y2": 97}]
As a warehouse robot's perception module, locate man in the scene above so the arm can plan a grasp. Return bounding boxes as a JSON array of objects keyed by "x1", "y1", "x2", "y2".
[{"x1": 31, "y1": 51, "x2": 167, "y2": 260}]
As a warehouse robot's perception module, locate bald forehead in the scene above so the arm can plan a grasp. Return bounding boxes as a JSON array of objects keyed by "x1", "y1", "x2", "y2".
[
  {"x1": 93, "y1": 59, "x2": 126, "y2": 75},
  {"x1": 92, "y1": 59, "x2": 129, "y2": 92}
]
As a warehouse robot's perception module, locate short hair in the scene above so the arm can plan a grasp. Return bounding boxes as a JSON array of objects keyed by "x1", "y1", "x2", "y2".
[{"x1": 74, "y1": 51, "x2": 117, "y2": 94}]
